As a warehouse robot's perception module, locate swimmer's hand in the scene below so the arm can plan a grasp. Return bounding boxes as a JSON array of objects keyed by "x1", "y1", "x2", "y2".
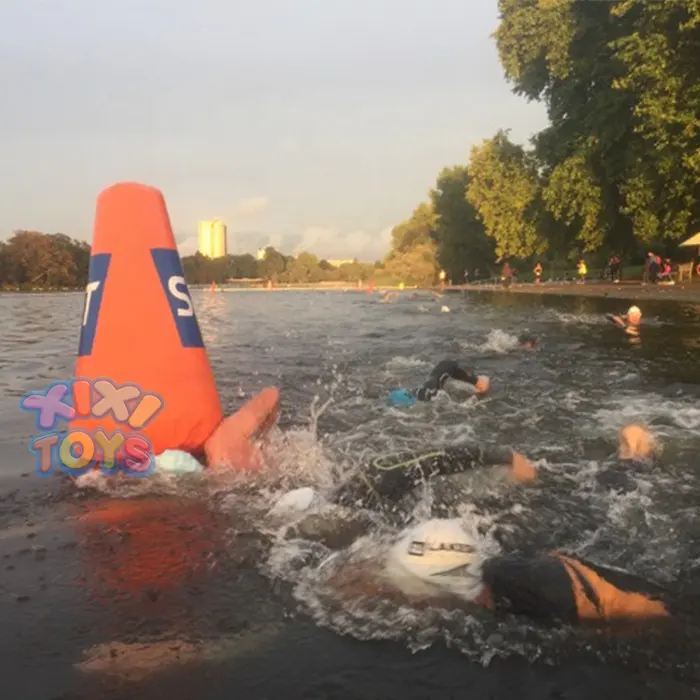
[
  {"x1": 606, "y1": 314, "x2": 626, "y2": 329},
  {"x1": 474, "y1": 376, "x2": 490, "y2": 394},
  {"x1": 510, "y1": 452, "x2": 537, "y2": 483}
]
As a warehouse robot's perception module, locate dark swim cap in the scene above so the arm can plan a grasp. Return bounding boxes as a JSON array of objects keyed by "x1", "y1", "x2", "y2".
[{"x1": 518, "y1": 333, "x2": 537, "y2": 346}]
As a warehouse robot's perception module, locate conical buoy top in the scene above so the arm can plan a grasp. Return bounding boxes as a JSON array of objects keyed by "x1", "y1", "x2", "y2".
[{"x1": 70, "y1": 182, "x2": 223, "y2": 458}]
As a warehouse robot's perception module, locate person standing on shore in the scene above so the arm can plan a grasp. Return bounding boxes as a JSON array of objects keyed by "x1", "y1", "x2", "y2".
[
  {"x1": 607, "y1": 255, "x2": 621, "y2": 283},
  {"x1": 534, "y1": 262, "x2": 543, "y2": 284},
  {"x1": 643, "y1": 252, "x2": 660, "y2": 284},
  {"x1": 501, "y1": 262, "x2": 513, "y2": 288},
  {"x1": 577, "y1": 258, "x2": 587, "y2": 283}
]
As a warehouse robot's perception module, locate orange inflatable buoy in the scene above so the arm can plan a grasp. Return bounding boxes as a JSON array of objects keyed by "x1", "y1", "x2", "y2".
[
  {"x1": 71, "y1": 182, "x2": 279, "y2": 471},
  {"x1": 71, "y1": 183, "x2": 223, "y2": 457}
]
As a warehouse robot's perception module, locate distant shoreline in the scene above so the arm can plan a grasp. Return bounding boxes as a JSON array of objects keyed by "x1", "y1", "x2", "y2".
[
  {"x1": 4, "y1": 280, "x2": 699, "y2": 303},
  {"x1": 0, "y1": 283, "x2": 414, "y2": 294},
  {"x1": 445, "y1": 281, "x2": 700, "y2": 304}
]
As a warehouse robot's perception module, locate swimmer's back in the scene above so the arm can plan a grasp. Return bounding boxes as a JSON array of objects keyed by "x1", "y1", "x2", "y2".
[{"x1": 336, "y1": 444, "x2": 515, "y2": 509}]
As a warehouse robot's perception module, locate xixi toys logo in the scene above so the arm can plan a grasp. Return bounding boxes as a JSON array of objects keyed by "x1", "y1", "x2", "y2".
[{"x1": 20, "y1": 378, "x2": 165, "y2": 477}]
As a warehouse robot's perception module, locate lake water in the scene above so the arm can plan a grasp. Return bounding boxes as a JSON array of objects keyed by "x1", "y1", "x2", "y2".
[{"x1": 1, "y1": 289, "x2": 700, "y2": 700}]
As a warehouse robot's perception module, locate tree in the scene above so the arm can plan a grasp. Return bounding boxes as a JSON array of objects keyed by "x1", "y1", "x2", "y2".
[
  {"x1": 3, "y1": 231, "x2": 78, "y2": 287},
  {"x1": 228, "y1": 254, "x2": 259, "y2": 279},
  {"x1": 541, "y1": 146, "x2": 605, "y2": 252},
  {"x1": 258, "y1": 247, "x2": 287, "y2": 281},
  {"x1": 494, "y1": 0, "x2": 700, "y2": 253},
  {"x1": 430, "y1": 165, "x2": 496, "y2": 279},
  {"x1": 283, "y1": 252, "x2": 324, "y2": 283},
  {"x1": 390, "y1": 202, "x2": 437, "y2": 253},
  {"x1": 612, "y1": 0, "x2": 700, "y2": 243},
  {"x1": 466, "y1": 131, "x2": 546, "y2": 259},
  {"x1": 337, "y1": 260, "x2": 374, "y2": 282},
  {"x1": 382, "y1": 242, "x2": 439, "y2": 287},
  {"x1": 182, "y1": 252, "x2": 210, "y2": 284},
  {"x1": 494, "y1": 0, "x2": 638, "y2": 253}
]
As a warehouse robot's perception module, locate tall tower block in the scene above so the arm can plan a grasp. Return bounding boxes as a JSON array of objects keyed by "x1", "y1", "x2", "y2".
[{"x1": 197, "y1": 219, "x2": 227, "y2": 258}]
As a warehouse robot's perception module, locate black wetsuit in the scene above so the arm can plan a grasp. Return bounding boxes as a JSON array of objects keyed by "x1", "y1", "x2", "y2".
[
  {"x1": 594, "y1": 457, "x2": 658, "y2": 495},
  {"x1": 293, "y1": 448, "x2": 688, "y2": 626},
  {"x1": 288, "y1": 443, "x2": 516, "y2": 547},
  {"x1": 335, "y1": 443, "x2": 514, "y2": 511},
  {"x1": 414, "y1": 360, "x2": 479, "y2": 402},
  {"x1": 481, "y1": 550, "x2": 675, "y2": 625},
  {"x1": 605, "y1": 314, "x2": 640, "y2": 338}
]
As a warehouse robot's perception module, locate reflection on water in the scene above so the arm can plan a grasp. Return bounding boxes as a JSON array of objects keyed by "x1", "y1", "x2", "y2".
[{"x1": 1, "y1": 289, "x2": 700, "y2": 699}]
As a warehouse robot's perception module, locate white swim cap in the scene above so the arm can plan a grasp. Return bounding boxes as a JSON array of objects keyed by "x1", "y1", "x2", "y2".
[
  {"x1": 155, "y1": 449, "x2": 204, "y2": 475},
  {"x1": 628, "y1": 305, "x2": 642, "y2": 318},
  {"x1": 386, "y1": 518, "x2": 484, "y2": 600},
  {"x1": 268, "y1": 487, "x2": 324, "y2": 517}
]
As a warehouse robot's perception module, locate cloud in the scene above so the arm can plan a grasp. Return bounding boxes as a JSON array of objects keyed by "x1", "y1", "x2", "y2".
[
  {"x1": 292, "y1": 225, "x2": 392, "y2": 262},
  {"x1": 229, "y1": 196, "x2": 269, "y2": 222},
  {"x1": 177, "y1": 234, "x2": 198, "y2": 256}
]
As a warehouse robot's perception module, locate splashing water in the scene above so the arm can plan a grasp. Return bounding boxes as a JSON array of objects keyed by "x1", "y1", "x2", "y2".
[{"x1": 12, "y1": 289, "x2": 700, "y2": 678}]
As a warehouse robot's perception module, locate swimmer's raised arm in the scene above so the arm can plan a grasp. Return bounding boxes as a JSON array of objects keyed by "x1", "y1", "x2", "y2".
[
  {"x1": 336, "y1": 443, "x2": 536, "y2": 509},
  {"x1": 414, "y1": 360, "x2": 489, "y2": 402},
  {"x1": 387, "y1": 360, "x2": 490, "y2": 408}
]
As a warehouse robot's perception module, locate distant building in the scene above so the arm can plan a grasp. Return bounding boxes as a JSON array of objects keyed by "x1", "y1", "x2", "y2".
[
  {"x1": 326, "y1": 259, "x2": 356, "y2": 267},
  {"x1": 198, "y1": 219, "x2": 227, "y2": 258},
  {"x1": 255, "y1": 248, "x2": 267, "y2": 261}
]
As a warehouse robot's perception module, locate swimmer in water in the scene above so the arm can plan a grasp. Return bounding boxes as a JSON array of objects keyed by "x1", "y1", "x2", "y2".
[
  {"x1": 606, "y1": 305, "x2": 642, "y2": 337},
  {"x1": 334, "y1": 443, "x2": 536, "y2": 512},
  {"x1": 594, "y1": 423, "x2": 660, "y2": 495},
  {"x1": 280, "y1": 422, "x2": 655, "y2": 530},
  {"x1": 387, "y1": 360, "x2": 490, "y2": 407},
  {"x1": 273, "y1": 424, "x2": 682, "y2": 627},
  {"x1": 517, "y1": 333, "x2": 537, "y2": 350},
  {"x1": 320, "y1": 516, "x2": 678, "y2": 627},
  {"x1": 273, "y1": 441, "x2": 537, "y2": 545}
]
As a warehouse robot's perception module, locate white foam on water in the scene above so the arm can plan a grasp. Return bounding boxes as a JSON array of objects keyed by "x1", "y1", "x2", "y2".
[
  {"x1": 593, "y1": 394, "x2": 700, "y2": 439},
  {"x1": 60, "y1": 314, "x2": 700, "y2": 671},
  {"x1": 387, "y1": 356, "x2": 430, "y2": 369},
  {"x1": 464, "y1": 329, "x2": 521, "y2": 354}
]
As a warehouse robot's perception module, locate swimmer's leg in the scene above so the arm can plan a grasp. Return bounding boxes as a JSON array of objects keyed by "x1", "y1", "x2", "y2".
[{"x1": 483, "y1": 552, "x2": 670, "y2": 625}]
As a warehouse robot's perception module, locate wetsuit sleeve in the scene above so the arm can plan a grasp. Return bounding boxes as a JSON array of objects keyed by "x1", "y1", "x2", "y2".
[
  {"x1": 414, "y1": 360, "x2": 478, "y2": 402},
  {"x1": 286, "y1": 508, "x2": 374, "y2": 551},
  {"x1": 595, "y1": 462, "x2": 637, "y2": 494},
  {"x1": 482, "y1": 553, "x2": 670, "y2": 625},
  {"x1": 336, "y1": 444, "x2": 515, "y2": 508}
]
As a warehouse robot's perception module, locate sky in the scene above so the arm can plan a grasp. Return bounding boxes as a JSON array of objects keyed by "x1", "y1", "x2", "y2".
[{"x1": 0, "y1": 0, "x2": 547, "y2": 262}]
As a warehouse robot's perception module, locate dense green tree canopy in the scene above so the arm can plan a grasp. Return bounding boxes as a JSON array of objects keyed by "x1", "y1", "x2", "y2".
[
  {"x1": 431, "y1": 166, "x2": 496, "y2": 279},
  {"x1": 466, "y1": 132, "x2": 545, "y2": 260},
  {"x1": 385, "y1": 0, "x2": 700, "y2": 278}
]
